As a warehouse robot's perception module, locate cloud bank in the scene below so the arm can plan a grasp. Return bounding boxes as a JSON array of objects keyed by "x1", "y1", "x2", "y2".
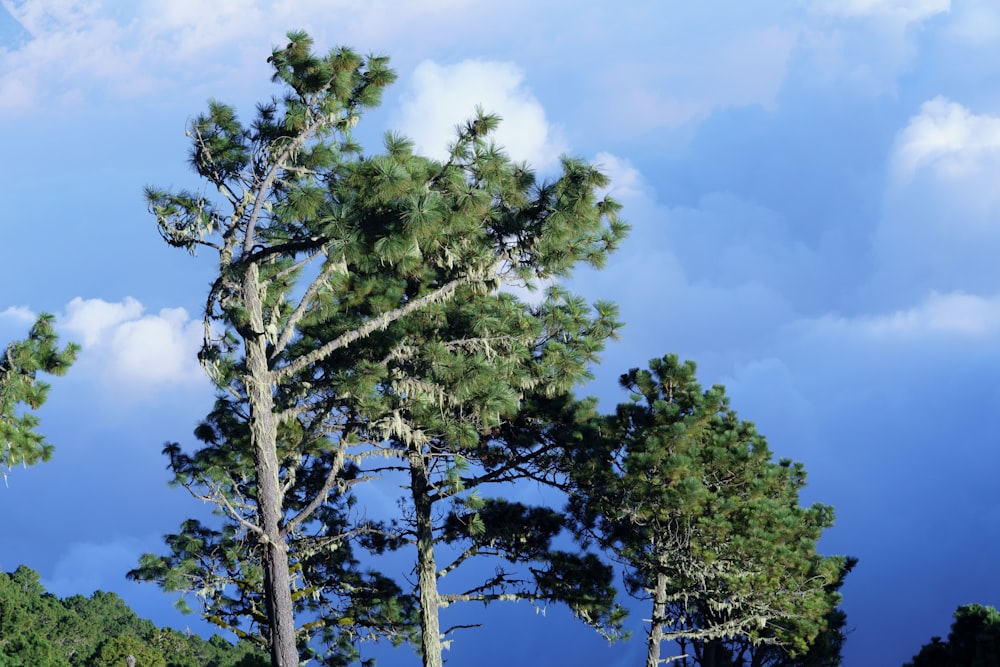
[{"x1": 872, "y1": 96, "x2": 1000, "y2": 301}]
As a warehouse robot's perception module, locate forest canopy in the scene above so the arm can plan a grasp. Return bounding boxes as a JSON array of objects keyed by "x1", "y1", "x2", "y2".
[{"x1": 0, "y1": 565, "x2": 266, "y2": 667}]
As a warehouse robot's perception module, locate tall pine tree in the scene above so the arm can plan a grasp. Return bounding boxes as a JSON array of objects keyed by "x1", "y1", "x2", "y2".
[{"x1": 132, "y1": 32, "x2": 627, "y2": 666}]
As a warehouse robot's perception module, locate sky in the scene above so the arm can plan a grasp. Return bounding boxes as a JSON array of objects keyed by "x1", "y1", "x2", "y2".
[{"x1": 1, "y1": 0, "x2": 999, "y2": 664}]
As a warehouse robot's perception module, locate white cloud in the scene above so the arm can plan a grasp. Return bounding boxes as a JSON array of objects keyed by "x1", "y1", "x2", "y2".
[
  {"x1": 0, "y1": 305, "x2": 36, "y2": 325},
  {"x1": 815, "y1": 0, "x2": 950, "y2": 22},
  {"x1": 61, "y1": 296, "x2": 144, "y2": 347},
  {"x1": 944, "y1": 0, "x2": 1000, "y2": 45},
  {"x1": 0, "y1": 0, "x2": 504, "y2": 116},
  {"x1": 109, "y1": 307, "x2": 204, "y2": 386},
  {"x1": 3, "y1": 0, "x2": 94, "y2": 36},
  {"x1": 138, "y1": 0, "x2": 266, "y2": 59},
  {"x1": 593, "y1": 152, "x2": 646, "y2": 202},
  {"x1": 892, "y1": 96, "x2": 1000, "y2": 182},
  {"x1": 135, "y1": 0, "x2": 479, "y2": 56},
  {"x1": 801, "y1": 0, "x2": 949, "y2": 95},
  {"x1": 867, "y1": 97, "x2": 1000, "y2": 301},
  {"x1": 397, "y1": 59, "x2": 567, "y2": 170},
  {"x1": 860, "y1": 291, "x2": 1000, "y2": 336},
  {"x1": 60, "y1": 297, "x2": 205, "y2": 388},
  {"x1": 800, "y1": 291, "x2": 1000, "y2": 341},
  {"x1": 0, "y1": 305, "x2": 38, "y2": 346},
  {"x1": 606, "y1": 26, "x2": 796, "y2": 131},
  {"x1": 0, "y1": 0, "x2": 155, "y2": 111}
]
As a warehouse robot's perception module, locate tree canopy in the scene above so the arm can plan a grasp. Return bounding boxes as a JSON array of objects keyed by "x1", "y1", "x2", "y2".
[
  {"x1": 568, "y1": 354, "x2": 845, "y2": 667},
  {"x1": 682, "y1": 555, "x2": 857, "y2": 667}
]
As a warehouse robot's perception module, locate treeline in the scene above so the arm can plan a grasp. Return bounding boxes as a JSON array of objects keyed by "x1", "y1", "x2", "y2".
[
  {"x1": 0, "y1": 565, "x2": 266, "y2": 667},
  {"x1": 2, "y1": 32, "x2": 854, "y2": 667}
]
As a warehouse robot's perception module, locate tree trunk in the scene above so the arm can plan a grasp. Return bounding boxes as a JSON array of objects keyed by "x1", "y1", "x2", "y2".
[
  {"x1": 260, "y1": 538, "x2": 297, "y2": 666},
  {"x1": 647, "y1": 571, "x2": 668, "y2": 667},
  {"x1": 410, "y1": 448, "x2": 443, "y2": 667},
  {"x1": 243, "y1": 263, "x2": 299, "y2": 667}
]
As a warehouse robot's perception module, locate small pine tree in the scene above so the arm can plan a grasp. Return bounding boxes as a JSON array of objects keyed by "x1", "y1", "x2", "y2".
[{"x1": 569, "y1": 354, "x2": 843, "y2": 667}]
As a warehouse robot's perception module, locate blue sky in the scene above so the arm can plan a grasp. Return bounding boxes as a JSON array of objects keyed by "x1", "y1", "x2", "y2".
[{"x1": 2, "y1": 0, "x2": 999, "y2": 664}]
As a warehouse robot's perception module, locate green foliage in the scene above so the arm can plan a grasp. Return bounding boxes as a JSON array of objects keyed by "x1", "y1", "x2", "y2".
[
  {"x1": 332, "y1": 278, "x2": 629, "y2": 648},
  {"x1": 905, "y1": 604, "x2": 1000, "y2": 667},
  {"x1": 678, "y1": 556, "x2": 856, "y2": 667},
  {"x1": 0, "y1": 313, "x2": 78, "y2": 477},
  {"x1": 0, "y1": 566, "x2": 267, "y2": 667},
  {"x1": 569, "y1": 354, "x2": 844, "y2": 663},
  {"x1": 92, "y1": 635, "x2": 167, "y2": 667}
]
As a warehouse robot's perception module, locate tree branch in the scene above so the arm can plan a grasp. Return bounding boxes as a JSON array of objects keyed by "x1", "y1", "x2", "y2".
[
  {"x1": 439, "y1": 592, "x2": 531, "y2": 608},
  {"x1": 247, "y1": 237, "x2": 327, "y2": 268},
  {"x1": 441, "y1": 622, "x2": 482, "y2": 637},
  {"x1": 182, "y1": 482, "x2": 264, "y2": 539},
  {"x1": 436, "y1": 546, "x2": 490, "y2": 581},
  {"x1": 242, "y1": 112, "x2": 331, "y2": 254},
  {"x1": 274, "y1": 274, "x2": 475, "y2": 383},
  {"x1": 269, "y1": 255, "x2": 336, "y2": 363},
  {"x1": 281, "y1": 446, "x2": 346, "y2": 538}
]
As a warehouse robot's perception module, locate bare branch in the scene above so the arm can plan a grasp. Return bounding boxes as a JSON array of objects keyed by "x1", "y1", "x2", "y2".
[
  {"x1": 182, "y1": 482, "x2": 264, "y2": 539},
  {"x1": 439, "y1": 592, "x2": 530, "y2": 608},
  {"x1": 248, "y1": 237, "x2": 327, "y2": 269},
  {"x1": 441, "y1": 623, "x2": 482, "y2": 637}
]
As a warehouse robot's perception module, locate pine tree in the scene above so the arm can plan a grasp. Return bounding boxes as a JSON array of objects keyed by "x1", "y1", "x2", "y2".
[
  {"x1": 131, "y1": 32, "x2": 627, "y2": 666},
  {"x1": 339, "y1": 286, "x2": 627, "y2": 666},
  {"x1": 0, "y1": 313, "x2": 78, "y2": 480},
  {"x1": 569, "y1": 355, "x2": 842, "y2": 667}
]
